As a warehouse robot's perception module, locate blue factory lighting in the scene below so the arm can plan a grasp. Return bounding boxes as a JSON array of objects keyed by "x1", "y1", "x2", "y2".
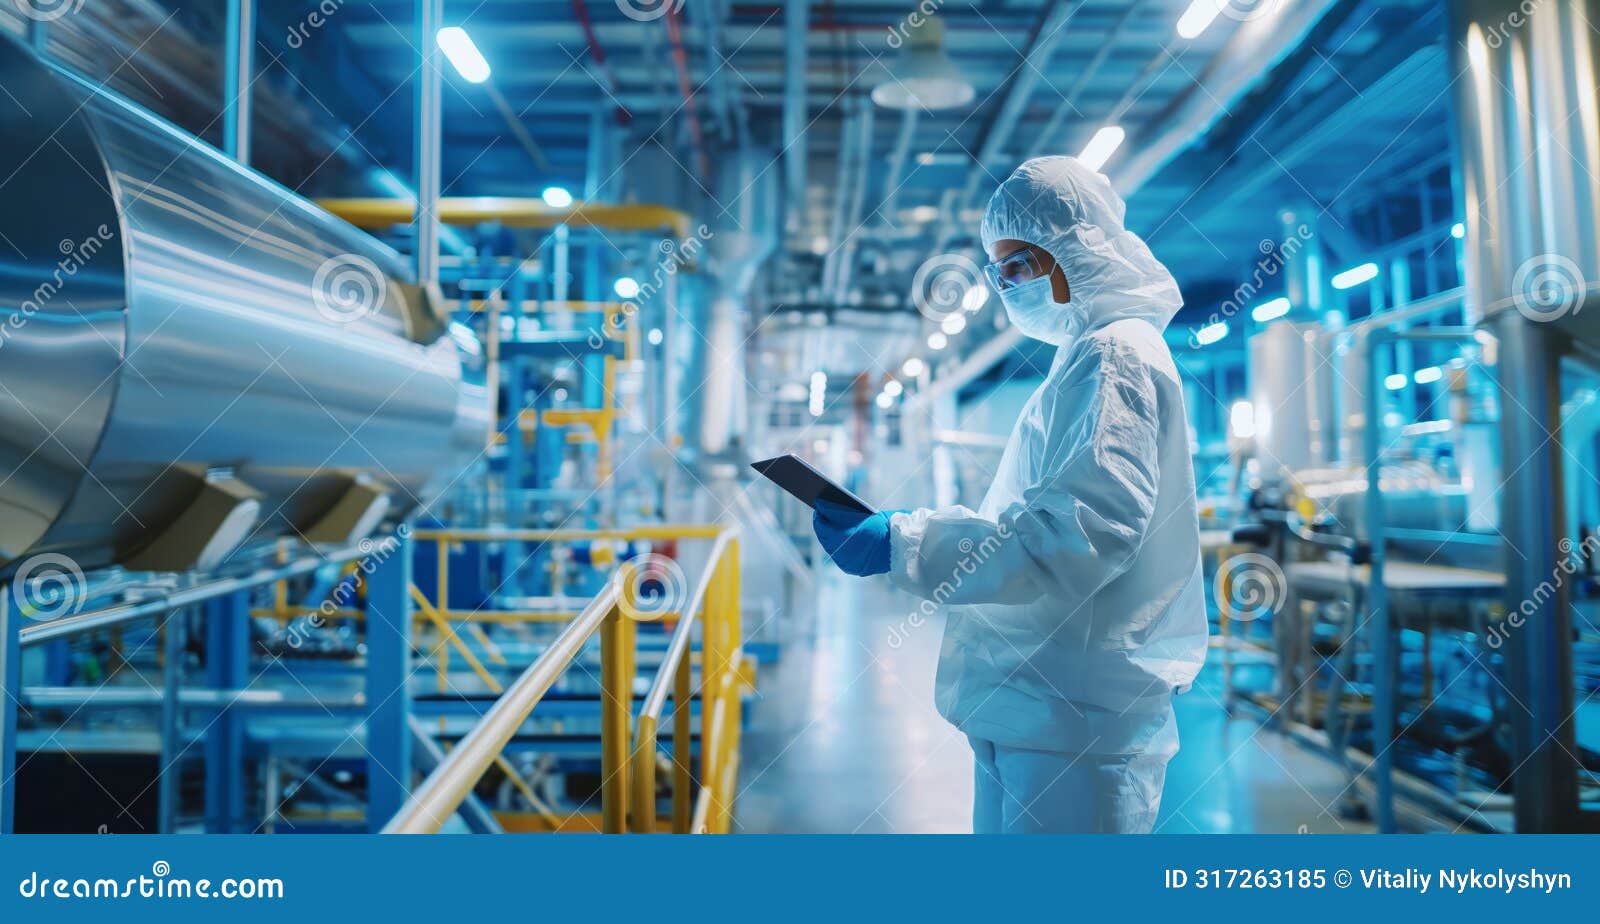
[
  {"x1": 541, "y1": 186, "x2": 574, "y2": 208},
  {"x1": 613, "y1": 276, "x2": 641, "y2": 299},
  {"x1": 1414, "y1": 365, "x2": 1443, "y2": 385},
  {"x1": 1195, "y1": 321, "x2": 1229, "y2": 346},
  {"x1": 1331, "y1": 261, "x2": 1379, "y2": 290},
  {"x1": 1251, "y1": 297, "x2": 1291, "y2": 323},
  {"x1": 1451, "y1": 222, "x2": 1466, "y2": 239},
  {"x1": 1385, "y1": 373, "x2": 1408, "y2": 390},
  {"x1": 436, "y1": 27, "x2": 491, "y2": 84}
]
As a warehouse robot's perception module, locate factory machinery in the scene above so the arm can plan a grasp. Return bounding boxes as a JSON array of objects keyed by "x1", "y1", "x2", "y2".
[
  {"x1": 0, "y1": 33, "x2": 786, "y2": 835},
  {"x1": 1209, "y1": 0, "x2": 1600, "y2": 834}
]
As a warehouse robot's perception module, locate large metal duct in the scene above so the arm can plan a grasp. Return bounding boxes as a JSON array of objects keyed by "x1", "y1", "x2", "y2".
[
  {"x1": 0, "y1": 39, "x2": 488, "y2": 575},
  {"x1": 692, "y1": 147, "x2": 779, "y2": 461},
  {"x1": 1446, "y1": 0, "x2": 1596, "y2": 831}
]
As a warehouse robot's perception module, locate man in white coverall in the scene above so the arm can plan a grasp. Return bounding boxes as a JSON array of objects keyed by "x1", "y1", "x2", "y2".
[{"x1": 812, "y1": 156, "x2": 1209, "y2": 833}]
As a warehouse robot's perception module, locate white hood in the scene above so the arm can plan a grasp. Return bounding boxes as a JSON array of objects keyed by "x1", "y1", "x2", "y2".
[{"x1": 979, "y1": 156, "x2": 1183, "y2": 332}]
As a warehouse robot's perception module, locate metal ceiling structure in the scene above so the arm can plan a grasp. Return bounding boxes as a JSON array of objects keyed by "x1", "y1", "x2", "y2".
[{"x1": 1, "y1": 0, "x2": 1459, "y2": 361}]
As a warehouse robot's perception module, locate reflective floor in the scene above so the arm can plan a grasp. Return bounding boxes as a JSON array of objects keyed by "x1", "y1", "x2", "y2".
[{"x1": 738, "y1": 571, "x2": 1374, "y2": 834}]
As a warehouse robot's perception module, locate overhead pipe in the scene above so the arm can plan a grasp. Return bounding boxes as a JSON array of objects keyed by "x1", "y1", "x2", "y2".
[
  {"x1": 820, "y1": 105, "x2": 860, "y2": 300},
  {"x1": 783, "y1": 0, "x2": 810, "y2": 234},
  {"x1": 663, "y1": 3, "x2": 711, "y2": 178},
  {"x1": 1026, "y1": 2, "x2": 1141, "y2": 160},
  {"x1": 569, "y1": 0, "x2": 631, "y2": 123},
  {"x1": 1113, "y1": 0, "x2": 1345, "y2": 192},
  {"x1": 831, "y1": 102, "x2": 876, "y2": 304}
]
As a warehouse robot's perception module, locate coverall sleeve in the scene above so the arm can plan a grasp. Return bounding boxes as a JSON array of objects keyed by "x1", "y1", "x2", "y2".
[{"x1": 886, "y1": 339, "x2": 1161, "y2": 607}]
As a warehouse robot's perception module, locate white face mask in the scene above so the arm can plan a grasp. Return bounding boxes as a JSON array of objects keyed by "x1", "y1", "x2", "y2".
[{"x1": 999, "y1": 275, "x2": 1080, "y2": 345}]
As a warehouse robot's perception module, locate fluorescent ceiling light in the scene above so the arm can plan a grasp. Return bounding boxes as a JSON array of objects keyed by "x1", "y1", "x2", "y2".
[
  {"x1": 1451, "y1": 222, "x2": 1465, "y2": 239},
  {"x1": 1078, "y1": 126, "x2": 1126, "y2": 173},
  {"x1": 961, "y1": 285, "x2": 988, "y2": 312},
  {"x1": 1413, "y1": 365, "x2": 1443, "y2": 385},
  {"x1": 1250, "y1": 297, "x2": 1291, "y2": 323},
  {"x1": 901, "y1": 357, "x2": 926, "y2": 378},
  {"x1": 940, "y1": 314, "x2": 967, "y2": 335},
  {"x1": 926, "y1": 332, "x2": 948, "y2": 350},
  {"x1": 436, "y1": 27, "x2": 490, "y2": 84},
  {"x1": 613, "y1": 277, "x2": 640, "y2": 299},
  {"x1": 1195, "y1": 321, "x2": 1229, "y2": 346},
  {"x1": 541, "y1": 186, "x2": 573, "y2": 208},
  {"x1": 1176, "y1": 0, "x2": 1224, "y2": 40},
  {"x1": 875, "y1": 392, "x2": 895, "y2": 409},
  {"x1": 883, "y1": 379, "x2": 904, "y2": 397},
  {"x1": 1384, "y1": 373, "x2": 1408, "y2": 391},
  {"x1": 1331, "y1": 262, "x2": 1378, "y2": 290}
]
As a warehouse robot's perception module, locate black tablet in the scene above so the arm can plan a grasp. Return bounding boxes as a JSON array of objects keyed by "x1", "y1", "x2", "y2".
[{"x1": 749, "y1": 454, "x2": 875, "y2": 515}]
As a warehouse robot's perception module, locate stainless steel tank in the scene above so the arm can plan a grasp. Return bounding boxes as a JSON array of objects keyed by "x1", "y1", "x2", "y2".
[{"x1": 0, "y1": 38, "x2": 488, "y2": 573}]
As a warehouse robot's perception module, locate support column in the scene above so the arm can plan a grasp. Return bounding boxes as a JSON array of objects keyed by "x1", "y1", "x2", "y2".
[
  {"x1": 365, "y1": 533, "x2": 414, "y2": 831},
  {"x1": 204, "y1": 591, "x2": 249, "y2": 833},
  {"x1": 0, "y1": 590, "x2": 19, "y2": 834},
  {"x1": 158, "y1": 609, "x2": 185, "y2": 832}
]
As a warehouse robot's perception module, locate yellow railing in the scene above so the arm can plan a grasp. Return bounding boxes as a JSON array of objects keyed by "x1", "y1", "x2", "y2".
[{"x1": 381, "y1": 525, "x2": 743, "y2": 834}]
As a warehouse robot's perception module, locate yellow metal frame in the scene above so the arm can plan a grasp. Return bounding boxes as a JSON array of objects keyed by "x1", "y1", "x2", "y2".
[
  {"x1": 379, "y1": 525, "x2": 743, "y2": 835},
  {"x1": 315, "y1": 197, "x2": 692, "y2": 240}
]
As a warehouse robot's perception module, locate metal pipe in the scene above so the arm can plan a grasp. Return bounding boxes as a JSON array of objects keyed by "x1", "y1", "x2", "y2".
[
  {"x1": 158, "y1": 610, "x2": 184, "y2": 833},
  {"x1": 1115, "y1": 0, "x2": 1344, "y2": 191},
  {"x1": 222, "y1": 0, "x2": 254, "y2": 164},
  {"x1": 831, "y1": 102, "x2": 876, "y2": 303},
  {"x1": 19, "y1": 543, "x2": 369, "y2": 647},
  {"x1": 20, "y1": 687, "x2": 366, "y2": 711},
  {"x1": 407, "y1": 716, "x2": 502, "y2": 834},
  {"x1": 783, "y1": 0, "x2": 809, "y2": 233},
  {"x1": 382, "y1": 577, "x2": 622, "y2": 834},
  {"x1": 414, "y1": 0, "x2": 443, "y2": 287}
]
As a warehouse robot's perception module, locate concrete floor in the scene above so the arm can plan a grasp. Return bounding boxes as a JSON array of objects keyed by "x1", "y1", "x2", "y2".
[{"x1": 737, "y1": 572, "x2": 1374, "y2": 834}]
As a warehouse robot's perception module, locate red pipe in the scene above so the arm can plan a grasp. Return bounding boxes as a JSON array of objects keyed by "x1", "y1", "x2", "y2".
[
  {"x1": 569, "y1": 0, "x2": 631, "y2": 124},
  {"x1": 663, "y1": 3, "x2": 710, "y2": 178}
]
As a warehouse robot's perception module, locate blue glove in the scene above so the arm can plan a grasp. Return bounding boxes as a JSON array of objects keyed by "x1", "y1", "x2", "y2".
[{"x1": 812, "y1": 499, "x2": 904, "y2": 577}]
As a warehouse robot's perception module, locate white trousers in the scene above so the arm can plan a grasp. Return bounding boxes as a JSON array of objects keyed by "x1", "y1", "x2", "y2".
[{"x1": 968, "y1": 706, "x2": 1177, "y2": 834}]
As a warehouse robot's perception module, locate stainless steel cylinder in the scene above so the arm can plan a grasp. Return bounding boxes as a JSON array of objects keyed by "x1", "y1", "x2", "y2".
[{"x1": 0, "y1": 38, "x2": 488, "y2": 573}]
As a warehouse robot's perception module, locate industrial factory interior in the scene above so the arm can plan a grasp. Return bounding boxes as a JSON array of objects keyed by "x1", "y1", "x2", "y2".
[{"x1": 1, "y1": 0, "x2": 1598, "y2": 842}]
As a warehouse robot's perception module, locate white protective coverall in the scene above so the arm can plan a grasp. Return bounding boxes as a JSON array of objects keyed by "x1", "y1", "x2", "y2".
[{"x1": 886, "y1": 156, "x2": 1208, "y2": 833}]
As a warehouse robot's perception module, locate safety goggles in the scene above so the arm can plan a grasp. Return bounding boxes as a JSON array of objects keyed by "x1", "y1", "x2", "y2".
[{"x1": 982, "y1": 247, "x2": 1049, "y2": 291}]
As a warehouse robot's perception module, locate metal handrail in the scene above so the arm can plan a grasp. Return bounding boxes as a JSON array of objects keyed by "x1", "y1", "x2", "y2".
[
  {"x1": 629, "y1": 530, "x2": 737, "y2": 833},
  {"x1": 383, "y1": 575, "x2": 624, "y2": 834}
]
